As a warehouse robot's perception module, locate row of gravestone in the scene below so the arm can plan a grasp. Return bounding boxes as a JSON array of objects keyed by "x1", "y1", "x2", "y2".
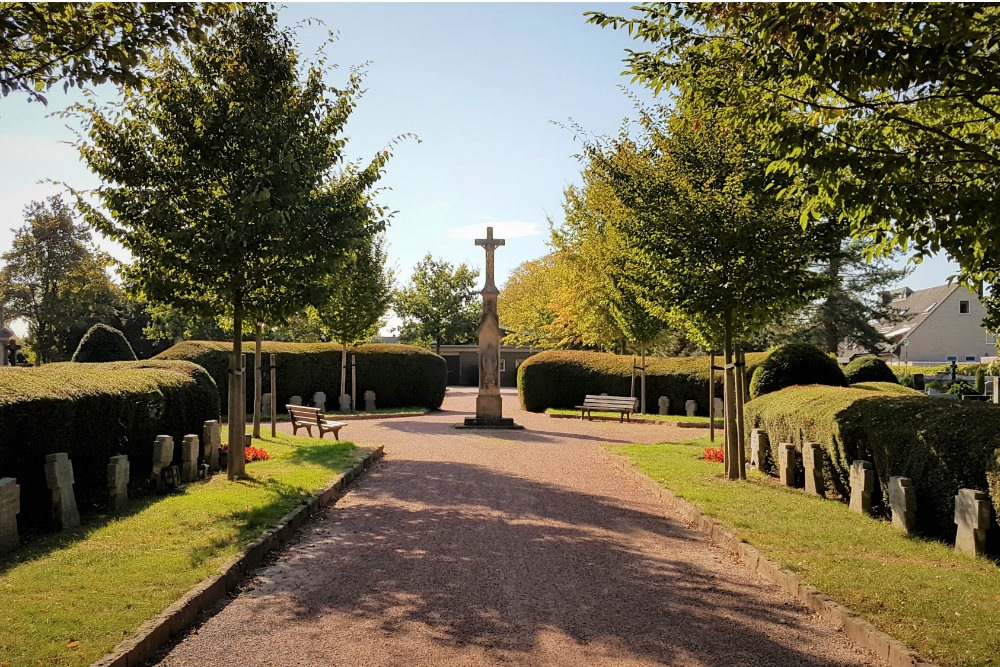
[
  {"x1": 260, "y1": 390, "x2": 377, "y2": 415},
  {"x1": 0, "y1": 420, "x2": 224, "y2": 557},
  {"x1": 655, "y1": 396, "x2": 725, "y2": 418},
  {"x1": 749, "y1": 428, "x2": 992, "y2": 557}
]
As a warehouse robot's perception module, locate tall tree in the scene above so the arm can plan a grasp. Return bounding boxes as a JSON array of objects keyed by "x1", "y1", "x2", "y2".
[
  {"x1": 0, "y1": 2, "x2": 233, "y2": 103},
  {"x1": 395, "y1": 254, "x2": 480, "y2": 355},
  {"x1": 310, "y1": 234, "x2": 394, "y2": 405},
  {"x1": 585, "y1": 103, "x2": 823, "y2": 478},
  {"x1": 0, "y1": 195, "x2": 118, "y2": 363},
  {"x1": 73, "y1": 5, "x2": 392, "y2": 476},
  {"x1": 586, "y1": 3, "x2": 1000, "y2": 286}
]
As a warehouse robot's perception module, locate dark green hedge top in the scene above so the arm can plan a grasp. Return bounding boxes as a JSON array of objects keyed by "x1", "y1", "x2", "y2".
[
  {"x1": 748, "y1": 343, "x2": 846, "y2": 398},
  {"x1": 843, "y1": 356, "x2": 898, "y2": 384},
  {"x1": 71, "y1": 323, "x2": 137, "y2": 362}
]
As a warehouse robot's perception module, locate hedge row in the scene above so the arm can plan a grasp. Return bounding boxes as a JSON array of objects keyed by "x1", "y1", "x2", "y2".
[
  {"x1": 745, "y1": 382, "x2": 1000, "y2": 538},
  {"x1": 516, "y1": 349, "x2": 770, "y2": 415},
  {"x1": 0, "y1": 361, "x2": 219, "y2": 528},
  {"x1": 155, "y1": 341, "x2": 447, "y2": 412}
]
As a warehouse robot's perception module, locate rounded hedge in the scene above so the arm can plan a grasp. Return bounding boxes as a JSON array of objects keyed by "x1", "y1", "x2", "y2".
[
  {"x1": 748, "y1": 343, "x2": 846, "y2": 399},
  {"x1": 72, "y1": 323, "x2": 137, "y2": 362},
  {"x1": 843, "y1": 356, "x2": 897, "y2": 384},
  {"x1": 0, "y1": 360, "x2": 219, "y2": 528},
  {"x1": 517, "y1": 349, "x2": 770, "y2": 415},
  {"x1": 155, "y1": 341, "x2": 447, "y2": 412}
]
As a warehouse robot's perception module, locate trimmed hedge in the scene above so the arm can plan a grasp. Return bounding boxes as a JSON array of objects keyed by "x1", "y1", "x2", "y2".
[
  {"x1": 749, "y1": 343, "x2": 846, "y2": 399},
  {"x1": 0, "y1": 360, "x2": 219, "y2": 528},
  {"x1": 843, "y1": 356, "x2": 897, "y2": 384},
  {"x1": 72, "y1": 324, "x2": 137, "y2": 362},
  {"x1": 745, "y1": 383, "x2": 1000, "y2": 538},
  {"x1": 516, "y1": 349, "x2": 770, "y2": 414},
  {"x1": 155, "y1": 341, "x2": 447, "y2": 412}
]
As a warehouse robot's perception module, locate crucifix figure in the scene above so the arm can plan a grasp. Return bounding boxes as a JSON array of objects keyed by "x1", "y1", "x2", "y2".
[
  {"x1": 476, "y1": 227, "x2": 505, "y2": 293},
  {"x1": 460, "y1": 226, "x2": 522, "y2": 429}
]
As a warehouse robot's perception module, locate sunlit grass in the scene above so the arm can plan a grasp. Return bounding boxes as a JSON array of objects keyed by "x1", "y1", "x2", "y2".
[
  {"x1": 614, "y1": 437, "x2": 1000, "y2": 667},
  {"x1": 0, "y1": 428, "x2": 361, "y2": 667}
]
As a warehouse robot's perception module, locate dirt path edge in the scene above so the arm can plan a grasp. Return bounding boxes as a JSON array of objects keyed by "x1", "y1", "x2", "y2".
[
  {"x1": 600, "y1": 449, "x2": 934, "y2": 667},
  {"x1": 90, "y1": 445, "x2": 385, "y2": 667}
]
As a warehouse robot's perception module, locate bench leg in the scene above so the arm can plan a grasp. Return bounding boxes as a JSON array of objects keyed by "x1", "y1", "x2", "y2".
[{"x1": 333, "y1": 427, "x2": 342, "y2": 441}]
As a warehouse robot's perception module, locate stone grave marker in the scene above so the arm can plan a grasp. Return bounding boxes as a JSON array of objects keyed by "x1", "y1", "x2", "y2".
[
  {"x1": 749, "y1": 429, "x2": 769, "y2": 469},
  {"x1": 288, "y1": 395, "x2": 303, "y2": 406},
  {"x1": 260, "y1": 392, "x2": 272, "y2": 417},
  {"x1": 107, "y1": 455, "x2": 129, "y2": 512},
  {"x1": 365, "y1": 390, "x2": 376, "y2": 412},
  {"x1": 684, "y1": 400, "x2": 697, "y2": 418},
  {"x1": 44, "y1": 453, "x2": 80, "y2": 530},
  {"x1": 849, "y1": 460, "x2": 875, "y2": 514},
  {"x1": 181, "y1": 434, "x2": 199, "y2": 482},
  {"x1": 312, "y1": 391, "x2": 326, "y2": 413},
  {"x1": 0, "y1": 477, "x2": 19, "y2": 554},
  {"x1": 802, "y1": 443, "x2": 825, "y2": 496},
  {"x1": 339, "y1": 393, "x2": 352, "y2": 413},
  {"x1": 657, "y1": 396, "x2": 669, "y2": 415},
  {"x1": 954, "y1": 488, "x2": 991, "y2": 556},
  {"x1": 152, "y1": 435, "x2": 174, "y2": 490},
  {"x1": 888, "y1": 476, "x2": 916, "y2": 534},
  {"x1": 203, "y1": 420, "x2": 221, "y2": 472},
  {"x1": 777, "y1": 443, "x2": 796, "y2": 487},
  {"x1": 712, "y1": 397, "x2": 724, "y2": 419}
]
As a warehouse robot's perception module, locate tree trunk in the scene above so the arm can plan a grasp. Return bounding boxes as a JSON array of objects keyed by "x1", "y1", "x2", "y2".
[
  {"x1": 709, "y1": 352, "x2": 716, "y2": 443},
  {"x1": 227, "y1": 300, "x2": 246, "y2": 480},
  {"x1": 270, "y1": 353, "x2": 276, "y2": 438},
  {"x1": 340, "y1": 342, "x2": 347, "y2": 406},
  {"x1": 734, "y1": 343, "x2": 747, "y2": 480},
  {"x1": 724, "y1": 311, "x2": 739, "y2": 480},
  {"x1": 252, "y1": 322, "x2": 262, "y2": 439},
  {"x1": 823, "y1": 253, "x2": 842, "y2": 353},
  {"x1": 640, "y1": 348, "x2": 646, "y2": 416}
]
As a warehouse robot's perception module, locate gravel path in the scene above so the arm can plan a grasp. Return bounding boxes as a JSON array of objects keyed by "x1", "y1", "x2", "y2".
[{"x1": 158, "y1": 387, "x2": 881, "y2": 667}]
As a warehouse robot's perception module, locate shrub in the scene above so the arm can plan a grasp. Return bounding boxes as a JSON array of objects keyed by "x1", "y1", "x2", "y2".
[
  {"x1": 0, "y1": 360, "x2": 219, "y2": 528},
  {"x1": 975, "y1": 368, "x2": 985, "y2": 395},
  {"x1": 71, "y1": 324, "x2": 137, "y2": 362},
  {"x1": 843, "y1": 356, "x2": 897, "y2": 384},
  {"x1": 516, "y1": 349, "x2": 770, "y2": 414},
  {"x1": 849, "y1": 382, "x2": 924, "y2": 396},
  {"x1": 748, "y1": 343, "x2": 846, "y2": 399},
  {"x1": 745, "y1": 384, "x2": 1000, "y2": 537},
  {"x1": 947, "y1": 381, "x2": 978, "y2": 396},
  {"x1": 155, "y1": 341, "x2": 447, "y2": 411}
]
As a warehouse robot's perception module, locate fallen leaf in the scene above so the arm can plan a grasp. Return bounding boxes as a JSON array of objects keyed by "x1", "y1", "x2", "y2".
[{"x1": 67, "y1": 641, "x2": 80, "y2": 648}]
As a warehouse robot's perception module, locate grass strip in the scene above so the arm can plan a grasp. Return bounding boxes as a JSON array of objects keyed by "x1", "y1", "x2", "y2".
[
  {"x1": 613, "y1": 436, "x2": 1000, "y2": 667},
  {"x1": 0, "y1": 428, "x2": 361, "y2": 667},
  {"x1": 547, "y1": 408, "x2": 715, "y2": 423}
]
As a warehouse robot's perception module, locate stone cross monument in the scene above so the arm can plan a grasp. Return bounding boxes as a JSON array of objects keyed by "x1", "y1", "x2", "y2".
[{"x1": 459, "y1": 227, "x2": 522, "y2": 429}]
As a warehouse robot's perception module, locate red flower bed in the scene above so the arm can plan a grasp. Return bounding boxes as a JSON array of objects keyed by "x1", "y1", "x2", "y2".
[
  {"x1": 703, "y1": 446, "x2": 724, "y2": 462},
  {"x1": 219, "y1": 444, "x2": 271, "y2": 463}
]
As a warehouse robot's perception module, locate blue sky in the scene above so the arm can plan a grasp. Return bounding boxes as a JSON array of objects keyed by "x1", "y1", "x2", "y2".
[{"x1": 0, "y1": 2, "x2": 961, "y2": 335}]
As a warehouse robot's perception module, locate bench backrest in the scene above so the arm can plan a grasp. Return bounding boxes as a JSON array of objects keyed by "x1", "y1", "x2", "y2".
[
  {"x1": 581, "y1": 395, "x2": 638, "y2": 410},
  {"x1": 287, "y1": 405, "x2": 322, "y2": 424}
]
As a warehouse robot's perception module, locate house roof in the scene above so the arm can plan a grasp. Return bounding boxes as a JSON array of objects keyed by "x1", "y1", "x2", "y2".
[{"x1": 879, "y1": 283, "x2": 961, "y2": 342}]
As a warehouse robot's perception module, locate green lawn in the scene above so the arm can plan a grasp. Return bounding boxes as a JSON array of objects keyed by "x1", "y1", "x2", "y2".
[
  {"x1": 547, "y1": 408, "x2": 718, "y2": 423},
  {"x1": 0, "y1": 428, "x2": 362, "y2": 667},
  {"x1": 614, "y1": 437, "x2": 1000, "y2": 667},
  {"x1": 261, "y1": 406, "x2": 428, "y2": 420}
]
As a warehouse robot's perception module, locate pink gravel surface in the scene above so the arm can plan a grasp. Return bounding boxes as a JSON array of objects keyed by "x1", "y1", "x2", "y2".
[{"x1": 157, "y1": 387, "x2": 881, "y2": 667}]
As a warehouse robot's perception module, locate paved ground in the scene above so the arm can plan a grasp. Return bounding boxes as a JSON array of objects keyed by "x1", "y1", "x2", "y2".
[{"x1": 159, "y1": 387, "x2": 880, "y2": 667}]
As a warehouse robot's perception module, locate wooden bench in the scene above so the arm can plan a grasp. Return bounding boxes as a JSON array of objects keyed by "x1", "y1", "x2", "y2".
[
  {"x1": 286, "y1": 405, "x2": 347, "y2": 440},
  {"x1": 576, "y1": 394, "x2": 639, "y2": 422}
]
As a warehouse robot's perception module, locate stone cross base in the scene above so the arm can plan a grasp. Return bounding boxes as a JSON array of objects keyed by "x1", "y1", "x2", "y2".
[
  {"x1": 476, "y1": 394, "x2": 502, "y2": 419},
  {"x1": 457, "y1": 416, "x2": 524, "y2": 430}
]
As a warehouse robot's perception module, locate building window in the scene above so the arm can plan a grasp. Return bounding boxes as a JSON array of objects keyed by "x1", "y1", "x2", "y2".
[
  {"x1": 946, "y1": 355, "x2": 958, "y2": 362},
  {"x1": 499, "y1": 359, "x2": 506, "y2": 372},
  {"x1": 959, "y1": 300, "x2": 970, "y2": 314},
  {"x1": 966, "y1": 356, "x2": 977, "y2": 362}
]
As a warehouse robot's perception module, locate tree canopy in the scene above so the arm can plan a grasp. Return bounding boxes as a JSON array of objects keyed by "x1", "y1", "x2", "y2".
[
  {"x1": 586, "y1": 3, "x2": 1000, "y2": 285},
  {"x1": 395, "y1": 254, "x2": 480, "y2": 354},
  {"x1": 1, "y1": 2, "x2": 234, "y2": 103}
]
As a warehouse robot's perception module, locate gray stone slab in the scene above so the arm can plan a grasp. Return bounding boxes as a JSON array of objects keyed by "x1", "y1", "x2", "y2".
[
  {"x1": 849, "y1": 460, "x2": 875, "y2": 514},
  {"x1": 0, "y1": 477, "x2": 19, "y2": 554},
  {"x1": 954, "y1": 488, "x2": 991, "y2": 556},
  {"x1": 152, "y1": 435, "x2": 174, "y2": 490},
  {"x1": 657, "y1": 396, "x2": 669, "y2": 415},
  {"x1": 364, "y1": 390, "x2": 376, "y2": 412},
  {"x1": 339, "y1": 393, "x2": 351, "y2": 413},
  {"x1": 802, "y1": 443, "x2": 825, "y2": 496},
  {"x1": 312, "y1": 391, "x2": 326, "y2": 413},
  {"x1": 684, "y1": 400, "x2": 697, "y2": 417},
  {"x1": 777, "y1": 443, "x2": 796, "y2": 487},
  {"x1": 203, "y1": 420, "x2": 221, "y2": 473},
  {"x1": 888, "y1": 476, "x2": 916, "y2": 534},
  {"x1": 749, "y1": 429, "x2": 769, "y2": 469},
  {"x1": 181, "y1": 435, "x2": 199, "y2": 483},
  {"x1": 44, "y1": 452, "x2": 79, "y2": 530},
  {"x1": 107, "y1": 455, "x2": 129, "y2": 512}
]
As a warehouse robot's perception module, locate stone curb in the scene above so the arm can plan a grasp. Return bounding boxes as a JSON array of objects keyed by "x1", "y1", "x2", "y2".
[
  {"x1": 90, "y1": 445, "x2": 385, "y2": 667},
  {"x1": 548, "y1": 412, "x2": 719, "y2": 429},
  {"x1": 599, "y1": 449, "x2": 935, "y2": 667}
]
